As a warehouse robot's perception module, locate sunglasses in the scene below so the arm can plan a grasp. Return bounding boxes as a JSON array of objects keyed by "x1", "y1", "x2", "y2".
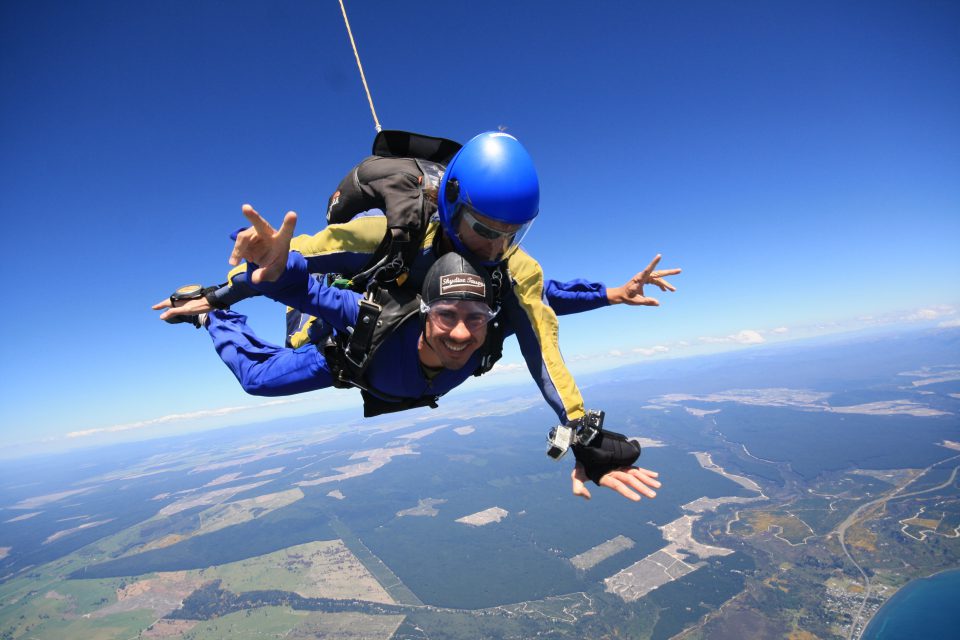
[{"x1": 461, "y1": 207, "x2": 519, "y2": 241}]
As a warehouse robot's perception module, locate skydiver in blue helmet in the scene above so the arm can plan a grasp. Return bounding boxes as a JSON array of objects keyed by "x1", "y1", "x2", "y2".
[{"x1": 155, "y1": 131, "x2": 680, "y2": 501}]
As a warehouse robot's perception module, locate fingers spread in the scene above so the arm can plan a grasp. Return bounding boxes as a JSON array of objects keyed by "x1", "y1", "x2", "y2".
[
  {"x1": 600, "y1": 473, "x2": 641, "y2": 502},
  {"x1": 242, "y1": 204, "x2": 275, "y2": 236},
  {"x1": 228, "y1": 244, "x2": 243, "y2": 267},
  {"x1": 229, "y1": 227, "x2": 255, "y2": 266},
  {"x1": 641, "y1": 254, "x2": 662, "y2": 277},
  {"x1": 651, "y1": 278, "x2": 676, "y2": 293},
  {"x1": 630, "y1": 468, "x2": 661, "y2": 487},
  {"x1": 621, "y1": 470, "x2": 658, "y2": 498},
  {"x1": 278, "y1": 211, "x2": 298, "y2": 241}
]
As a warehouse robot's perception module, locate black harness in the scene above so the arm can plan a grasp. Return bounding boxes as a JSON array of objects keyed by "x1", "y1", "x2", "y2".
[
  {"x1": 318, "y1": 130, "x2": 512, "y2": 417},
  {"x1": 327, "y1": 130, "x2": 462, "y2": 292}
]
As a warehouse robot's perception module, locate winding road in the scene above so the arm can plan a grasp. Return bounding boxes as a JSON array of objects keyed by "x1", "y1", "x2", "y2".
[{"x1": 835, "y1": 454, "x2": 959, "y2": 639}]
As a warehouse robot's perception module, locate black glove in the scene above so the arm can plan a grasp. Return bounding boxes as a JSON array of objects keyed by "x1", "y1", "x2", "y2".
[{"x1": 572, "y1": 429, "x2": 641, "y2": 485}]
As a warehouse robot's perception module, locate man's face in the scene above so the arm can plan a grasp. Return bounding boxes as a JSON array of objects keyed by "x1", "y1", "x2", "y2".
[
  {"x1": 455, "y1": 208, "x2": 522, "y2": 263},
  {"x1": 420, "y1": 300, "x2": 492, "y2": 370}
]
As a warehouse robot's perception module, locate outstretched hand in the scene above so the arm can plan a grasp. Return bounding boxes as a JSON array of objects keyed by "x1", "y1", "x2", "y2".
[
  {"x1": 152, "y1": 295, "x2": 212, "y2": 322},
  {"x1": 606, "y1": 254, "x2": 681, "y2": 306},
  {"x1": 228, "y1": 204, "x2": 298, "y2": 284},
  {"x1": 571, "y1": 462, "x2": 661, "y2": 502}
]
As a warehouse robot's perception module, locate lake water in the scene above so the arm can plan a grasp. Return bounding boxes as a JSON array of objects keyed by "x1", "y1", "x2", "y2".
[{"x1": 861, "y1": 568, "x2": 960, "y2": 639}]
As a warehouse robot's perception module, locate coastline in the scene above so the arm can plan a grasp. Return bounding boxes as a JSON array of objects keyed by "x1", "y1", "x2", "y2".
[{"x1": 861, "y1": 567, "x2": 960, "y2": 639}]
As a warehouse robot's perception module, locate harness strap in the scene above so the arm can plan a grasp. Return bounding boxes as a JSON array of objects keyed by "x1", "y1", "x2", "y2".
[
  {"x1": 343, "y1": 295, "x2": 382, "y2": 370},
  {"x1": 473, "y1": 263, "x2": 510, "y2": 376},
  {"x1": 325, "y1": 283, "x2": 435, "y2": 417},
  {"x1": 360, "y1": 390, "x2": 439, "y2": 418},
  {"x1": 348, "y1": 232, "x2": 394, "y2": 293}
]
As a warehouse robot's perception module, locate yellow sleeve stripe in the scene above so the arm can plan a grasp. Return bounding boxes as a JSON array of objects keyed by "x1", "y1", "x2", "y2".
[
  {"x1": 507, "y1": 248, "x2": 586, "y2": 422},
  {"x1": 288, "y1": 314, "x2": 316, "y2": 349},
  {"x1": 227, "y1": 262, "x2": 247, "y2": 286}
]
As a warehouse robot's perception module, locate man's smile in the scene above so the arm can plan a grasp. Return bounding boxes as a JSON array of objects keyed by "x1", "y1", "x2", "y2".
[{"x1": 441, "y1": 338, "x2": 471, "y2": 353}]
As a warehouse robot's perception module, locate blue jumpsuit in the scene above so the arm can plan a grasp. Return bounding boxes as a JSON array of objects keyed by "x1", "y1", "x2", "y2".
[
  {"x1": 221, "y1": 216, "x2": 611, "y2": 422},
  {"x1": 211, "y1": 252, "x2": 483, "y2": 400},
  {"x1": 211, "y1": 250, "x2": 610, "y2": 402}
]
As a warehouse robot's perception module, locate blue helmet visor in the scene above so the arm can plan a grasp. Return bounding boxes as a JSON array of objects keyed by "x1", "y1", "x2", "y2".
[{"x1": 450, "y1": 203, "x2": 534, "y2": 264}]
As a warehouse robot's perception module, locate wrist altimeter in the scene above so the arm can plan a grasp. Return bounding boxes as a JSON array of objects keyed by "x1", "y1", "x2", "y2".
[
  {"x1": 170, "y1": 284, "x2": 204, "y2": 305},
  {"x1": 169, "y1": 283, "x2": 230, "y2": 309},
  {"x1": 165, "y1": 284, "x2": 219, "y2": 328}
]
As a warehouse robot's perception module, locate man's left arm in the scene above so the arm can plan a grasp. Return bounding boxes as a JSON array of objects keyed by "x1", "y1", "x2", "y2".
[
  {"x1": 505, "y1": 249, "x2": 586, "y2": 425},
  {"x1": 506, "y1": 249, "x2": 668, "y2": 502},
  {"x1": 543, "y1": 279, "x2": 609, "y2": 316}
]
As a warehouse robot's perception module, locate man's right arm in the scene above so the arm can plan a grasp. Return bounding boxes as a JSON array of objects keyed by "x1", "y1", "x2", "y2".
[
  {"x1": 219, "y1": 215, "x2": 389, "y2": 306},
  {"x1": 246, "y1": 251, "x2": 361, "y2": 333}
]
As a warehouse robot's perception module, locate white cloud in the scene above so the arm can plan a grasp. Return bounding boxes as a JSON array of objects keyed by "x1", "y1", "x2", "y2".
[
  {"x1": 938, "y1": 318, "x2": 960, "y2": 328},
  {"x1": 698, "y1": 330, "x2": 766, "y2": 345},
  {"x1": 772, "y1": 327, "x2": 789, "y2": 334},
  {"x1": 733, "y1": 330, "x2": 765, "y2": 344},
  {"x1": 608, "y1": 349, "x2": 624, "y2": 357},
  {"x1": 66, "y1": 398, "x2": 303, "y2": 439},
  {"x1": 907, "y1": 308, "x2": 944, "y2": 321},
  {"x1": 632, "y1": 345, "x2": 669, "y2": 356},
  {"x1": 489, "y1": 362, "x2": 525, "y2": 375},
  {"x1": 904, "y1": 305, "x2": 956, "y2": 322}
]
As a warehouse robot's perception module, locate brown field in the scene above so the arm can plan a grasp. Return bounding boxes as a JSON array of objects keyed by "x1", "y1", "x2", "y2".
[
  {"x1": 142, "y1": 619, "x2": 199, "y2": 638},
  {"x1": 904, "y1": 517, "x2": 940, "y2": 529},
  {"x1": 847, "y1": 525, "x2": 878, "y2": 552}
]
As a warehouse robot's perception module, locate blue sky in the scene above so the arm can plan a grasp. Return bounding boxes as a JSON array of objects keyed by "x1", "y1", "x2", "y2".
[{"x1": 1, "y1": 0, "x2": 957, "y2": 456}]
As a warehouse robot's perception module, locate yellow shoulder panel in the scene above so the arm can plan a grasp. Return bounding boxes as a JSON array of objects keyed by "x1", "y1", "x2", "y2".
[
  {"x1": 227, "y1": 216, "x2": 388, "y2": 284},
  {"x1": 422, "y1": 220, "x2": 440, "y2": 250},
  {"x1": 292, "y1": 216, "x2": 387, "y2": 257}
]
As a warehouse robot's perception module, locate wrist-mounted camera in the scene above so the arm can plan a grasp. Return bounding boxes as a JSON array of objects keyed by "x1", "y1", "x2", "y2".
[{"x1": 546, "y1": 409, "x2": 605, "y2": 460}]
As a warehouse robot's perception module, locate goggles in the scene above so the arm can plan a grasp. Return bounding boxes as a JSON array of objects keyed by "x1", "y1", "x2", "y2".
[
  {"x1": 420, "y1": 299, "x2": 497, "y2": 331},
  {"x1": 453, "y1": 204, "x2": 534, "y2": 263}
]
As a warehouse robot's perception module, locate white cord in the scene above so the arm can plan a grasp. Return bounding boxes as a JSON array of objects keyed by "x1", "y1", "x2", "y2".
[{"x1": 338, "y1": 0, "x2": 382, "y2": 132}]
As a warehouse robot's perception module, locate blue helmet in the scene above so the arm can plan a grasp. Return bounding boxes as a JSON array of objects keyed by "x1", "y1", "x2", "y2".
[{"x1": 438, "y1": 132, "x2": 539, "y2": 264}]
